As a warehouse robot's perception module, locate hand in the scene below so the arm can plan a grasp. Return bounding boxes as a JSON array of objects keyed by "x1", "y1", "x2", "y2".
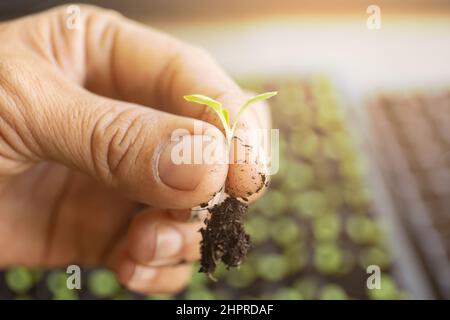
[{"x1": 0, "y1": 5, "x2": 270, "y2": 294}]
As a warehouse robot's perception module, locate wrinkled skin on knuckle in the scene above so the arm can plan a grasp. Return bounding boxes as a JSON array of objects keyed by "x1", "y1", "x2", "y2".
[
  {"x1": 0, "y1": 58, "x2": 57, "y2": 160},
  {"x1": 90, "y1": 107, "x2": 159, "y2": 187},
  {"x1": 9, "y1": 4, "x2": 126, "y2": 86}
]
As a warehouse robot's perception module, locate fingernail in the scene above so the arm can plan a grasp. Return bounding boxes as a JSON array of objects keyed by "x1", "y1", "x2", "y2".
[
  {"x1": 153, "y1": 224, "x2": 183, "y2": 261},
  {"x1": 128, "y1": 265, "x2": 157, "y2": 288},
  {"x1": 158, "y1": 135, "x2": 226, "y2": 191}
]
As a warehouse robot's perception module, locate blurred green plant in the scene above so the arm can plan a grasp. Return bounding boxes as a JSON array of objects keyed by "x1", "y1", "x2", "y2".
[
  {"x1": 313, "y1": 214, "x2": 341, "y2": 241},
  {"x1": 346, "y1": 215, "x2": 380, "y2": 244},
  {"x1": 245, "y1": 215, "x2": 270, "y2": 245},
  {"x1": 88, "y1": 269, "x2": 121, "y2": 298},
  {"x1": 319, "y1": 284, "x2": 349, "y2": 300},
  {"x1": 272, "y1": 288, "x2": 304, "y2": 300},
  {"x1": 256, "y1": 254, "x2": 289, "y2": 282},
  {"x1": 226, "y1": 263, "x2": 256, "y2": 289},
  {"x1": 294, "y1": 277, "x2": 320, "y2": 300},
  {"x1": 367, "y1": 275, "x2": 406, "y2": 300},
  {"x1": 270, "y1": 218, "x2": 302, "y2": 247},
  {"x1": 359, "y1": 247, "x2": 391, "y2": 270},
  {"x1": 292, "y1": 190, "x2": 329, "y2": 218},
  {"x1": 314, "y1": 243, "x2": 344, "y2": 275},
  {"x1": 253, "y1": 190, "x2": 287, "y2": 217},
  {"x1": 5, "y1": 267, "x2": 34, "y2": 294}
]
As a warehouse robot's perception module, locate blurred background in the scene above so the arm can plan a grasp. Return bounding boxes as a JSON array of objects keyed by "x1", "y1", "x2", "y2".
[{"x1": 0, "y1": 0, "x2": 449, "y2": 300}]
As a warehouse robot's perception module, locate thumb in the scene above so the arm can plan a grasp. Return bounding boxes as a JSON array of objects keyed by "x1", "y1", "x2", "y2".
[{"x1": 9, "y1": 72, "x2": 227, "y2": 209}]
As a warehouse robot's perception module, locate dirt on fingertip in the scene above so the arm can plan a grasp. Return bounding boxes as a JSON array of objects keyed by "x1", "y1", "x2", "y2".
[
  {"x1": 254, "y1": 173, "x2": 267, "y2": 193},
  {"x1": 199, "y1": 197, "x2": 251, "y2": 276}
]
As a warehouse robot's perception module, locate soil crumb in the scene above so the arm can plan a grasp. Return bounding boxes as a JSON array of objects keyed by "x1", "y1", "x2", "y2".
[
  {"x1": 199, "y1": 197, "x2": 251, "y2": 275},
  {"x1": 255, "y1": 173, "x2": 267, "y2": 193}
]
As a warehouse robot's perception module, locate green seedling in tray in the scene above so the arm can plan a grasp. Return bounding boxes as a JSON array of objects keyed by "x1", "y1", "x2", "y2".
[
  {"x1": 272, "y1": 288, "x2": 304, "y2": 300},
  {"x1": 256, "y1": 254, "x2": 289, "y2": 282},
  {"x1": 313, "y1": 214, "x2": 341, "y2": 241},
  {"x1": 5, "y1": 267, "x2": 34, "y2": 294},
  {"x1": 88, "y1": 269, "x2": 121, "y2": 298},
  {"x1": 294, "y1": 277, "x2": 320, "y2": 300},
  {"x1": 319, "y1": 284, "x2": 349, "y2": 300},
  {"x1": 314, "y1": 243, "x2": 344, "y2": 275}
]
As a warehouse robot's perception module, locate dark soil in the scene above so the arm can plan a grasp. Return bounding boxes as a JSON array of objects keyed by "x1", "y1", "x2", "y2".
[{"x1": 199, "y1": 197, "x2": 252, "y2": 275}]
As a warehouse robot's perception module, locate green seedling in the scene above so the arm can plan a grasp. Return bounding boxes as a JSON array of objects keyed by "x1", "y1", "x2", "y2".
[
  {"x1": 5, "y1": 267, "x2": 34, "y2": 294},
  {"x1": 183, "y1": 92, "x2": 277, "y2": 146},
  {"x1": 346, "y1": 215, "x2": 379, "y2": 244},
  {"x1": 148, "y1": 293, "x2": 172, "y2": 300},
  {"x1": 367, "y1": 275, "x2": 402, "y2": 300},
  {"x1": 257, "y1": 190, "x2": 287, "y2": 217},
  {"x1": 256, "y1": 254, "x2": 289, "y2": 282},
  {"x1": 291, "y1": 132, "x2": 320, "y2": 158},
  {"x1": 272, "y1": 288, "x2": 304, "y2": 300},
  {"x1": 46, "y1": 271, "x2": 69, "y2": 294},
  {"x1": 294, "y1": 190, "x2": 329, "y2": 218},
  {"x1": 284, "y1": 243, "x2": 309, "y2": 273},
  {"x1": 88, "y1": 269, "x2": 121, "y2": 298},
  {"x1": 226, "y1": 263, "x2": 256, "y2": 288},
  {"x1": 313, "y1": 214, "x2": 341, "y2": 241},
  {"x1": 359, "y1": 247, "x2": 391, "y2": 269},
  {"x1": 281, "y1": 162, "x2": 315, "y2": 192},
  {"x1": 52, "y1": 288, "x2": 79, "y2": 300},
  {"x1": 294, "y1": 277, "x2": 320, "y2": 300},
  {"x1": 183, "y1": 92, "x2": 277, "y2": 278},
  {"x1": 185, "y1": 287, "x2": 216, "y2": 300},
  {"x1": 314, "y1": 243, "x2": 343, "y2": 275},
  {"x1": 245, "y1": 215, "x2": 270, "y2": 245},
  {"x1": 270, "y1": 218, "x2": 301, "y2": 247},
  {"x1": 319, "y1": 284, "x2": 349, "y2": 300}
]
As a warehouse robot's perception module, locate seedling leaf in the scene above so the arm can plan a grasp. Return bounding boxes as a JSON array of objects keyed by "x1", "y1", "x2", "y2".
[
  {"x1": 183, "y1": 94, "x2": 222, "y2": 113},
  {"x1": 231, "y1": 91, "x2": 278, "y2": 133},
  {"x1": 184, "y1": 94, "x2": 231, "y2": 140},
  {"x1": 222, "y1": 108, "x2": 230, "y2": 127}
]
